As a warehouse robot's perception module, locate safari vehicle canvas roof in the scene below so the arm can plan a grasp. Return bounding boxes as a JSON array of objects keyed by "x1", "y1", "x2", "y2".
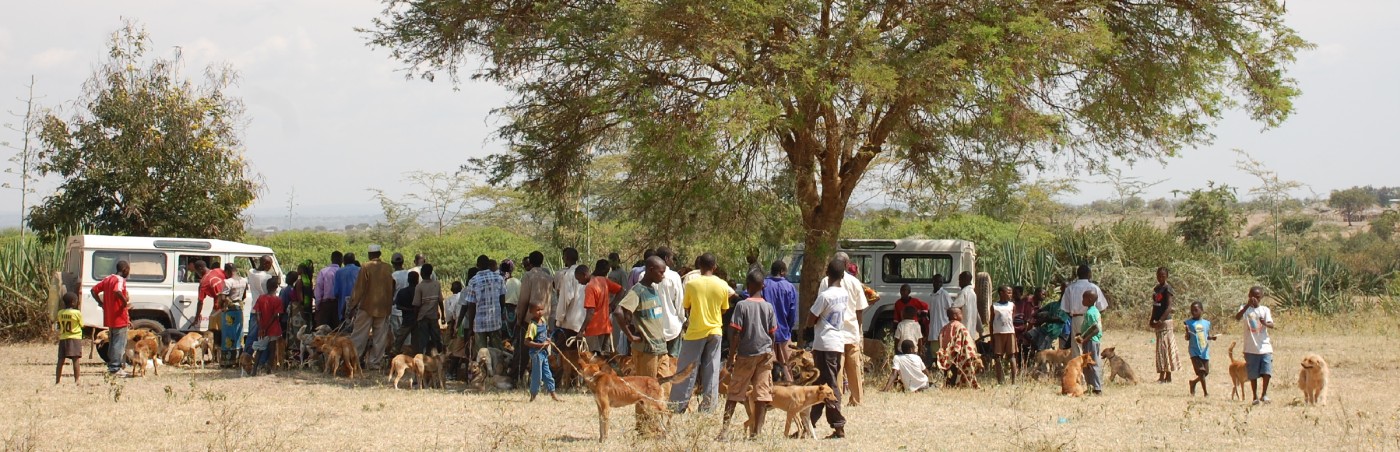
[
  {"x1": 790, "y1": 239, "x2": 976, "y2": 253},
  {"x1": 67, "y1": 235, "x2": 275, "y2": 255}
]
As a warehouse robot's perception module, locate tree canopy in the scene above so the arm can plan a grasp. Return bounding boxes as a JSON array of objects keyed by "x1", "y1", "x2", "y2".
[
  {"x1": 365, "y1": 0, "x2": 1309, "y2": 316},
  {"x1": 1329, "y1": 187, "x2": 1375, "y2": 226},
  {"x1": 30, "y1": 22, "x2": 260, "y2": 240}
]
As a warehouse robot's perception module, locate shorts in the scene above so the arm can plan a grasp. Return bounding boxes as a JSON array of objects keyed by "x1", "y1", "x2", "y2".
[
  {"x1": 1190, "y1": 356, "x2": 1209, "y2": 378},
  {"x1": 991, "y1": 333, "x2": 1017, "y2": 355},
  {"x1": 58, "y1": 339, "x2": 83, "y2": 359},
  {"x1": 726, "y1": 353, "x2": 774, "y2": 402},
  {"x1": 583, "y1": 334, "x2": 615, "y2": 354},
  {"x1": 1244, "y1": 353, "x2": 1272, "y2": 380}
]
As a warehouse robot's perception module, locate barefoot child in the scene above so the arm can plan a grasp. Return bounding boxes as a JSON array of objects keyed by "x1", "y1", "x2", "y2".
[
  {"x1": 990, "y1": 286, "x2": 1018, "y2": 384},
  {"x1": 55, "y1": 293, "x2": 83, "y2": 384},
  {"x1": 884, "y1": 340, "x2": 930, "y2": 392},
  {"x1": 1076, "y1": 291, "x2": 1104, "y2": 395},
  {"x1": 719, "y1": 271, "x2": 776, "y2": 439},
  {"x1": 1236, "y1": 286, "x2": 1275, "y2": 405},
  {"x1": 1183, "y1": 301, "x2": 1218, "y2": 396},
  {"x1": 525, "y1": 304, "x2": 560, "y2": 402}
]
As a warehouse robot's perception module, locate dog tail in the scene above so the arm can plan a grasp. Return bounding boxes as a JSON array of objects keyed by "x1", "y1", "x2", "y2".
[
  {"x1": 1228, "y1": 341, "x2": 1237, "y2": 361},
  {"x1": 658, "y1": 363, "x2": 696, "y2": 385}
]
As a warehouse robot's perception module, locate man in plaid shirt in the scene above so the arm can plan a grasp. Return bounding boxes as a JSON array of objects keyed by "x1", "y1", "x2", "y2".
[{"x1": 467, "y1": 255, "x2": 507, "y2": 359}]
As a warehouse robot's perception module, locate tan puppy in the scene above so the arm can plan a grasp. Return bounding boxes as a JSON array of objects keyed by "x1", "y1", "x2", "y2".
[
  {"x1": 125, "y1": 336, "x2": 161, "y2": 377},
  {"x1": 388, "y1": 354, "x2": 421, "y2": 389},
  {"x1": 1033, "y1": 348, "x2": 1073, "y2": 378},
  {"x1": 1061, "y1": 353, "x2": 1096, "y2": 397},
  {"x1": 577, "y1": 351, "x2": 695, "y2": 442},
  {"x1": 165, "y1": 333, "x2": 206, "y2": 369},
  {"x1": 1227, "y1": 342, "x2": 1248, "y2": 400},
  {"x1": 416, "y1": 353, "x2": 445, "y2": 389},
  {"x1": 744, "y1": 384, "x2": 837, "y2": 439},
  {"x1": 1100, "y1": 347, "x2": 1139, "y2": 385},
  {"x1": 1298, "y1": 353, "x2": 1329, "y2": 405}
]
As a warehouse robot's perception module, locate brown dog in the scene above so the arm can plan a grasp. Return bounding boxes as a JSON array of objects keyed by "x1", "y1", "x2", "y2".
[
  {"x1": 1061, "y1": 353, "x2": 1096, "y2": 397},
  {"x1": 576, "y1": 351, "x2": 695, "y2": 442},
  {"x1": 164, "y1": 332, "x2": 206, "y2": 369},
  {"x1": 417, "y1": 353, "x2": 445, "y2": 389},
  {"x1": 1033, "y1": 348, "x2": 1073, "y2": 378},
  {"x1": 1100, "y1": 347, "x2": 1139, "y2": 385},
  {"x1": 786, "y1": 348, "x2": 820, "y2": 386},
  {"x1": 1298, "y1": 353, "x2": 1329, "y2": 405},
  {"x1": 126, "y1": 336, "x2": 161, "y2": 377},
  {"x1": 388, "y1": 354, "x2": 421, "y2": 389},
  {"x1": 314, "y1": 335, "x2": 360, "y2": 378},
  {"x1": 744, "y1": 384, "x2": 837, "y2": 439},
  {"x1": 1227, "y1": 342, "x2": 1248, "y2": 400}
]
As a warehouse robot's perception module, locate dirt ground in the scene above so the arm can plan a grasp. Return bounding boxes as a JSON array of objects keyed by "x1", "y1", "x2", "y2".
[{"x1": 2, "y1": 320, "x2": 1398, "y2": 451}]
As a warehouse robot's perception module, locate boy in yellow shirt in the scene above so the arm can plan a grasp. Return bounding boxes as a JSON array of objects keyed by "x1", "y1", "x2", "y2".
[{"x1": 55, "y1": 293, "x2": 83, "y2": 384}]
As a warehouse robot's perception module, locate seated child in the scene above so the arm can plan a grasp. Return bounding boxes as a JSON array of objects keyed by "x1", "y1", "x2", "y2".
[
  {"x1": 884, "y1": 340, "x2": 930, "y2": 392},
  {"x1": 937, "y1": 307, "x2": 980, "y2": 389}
]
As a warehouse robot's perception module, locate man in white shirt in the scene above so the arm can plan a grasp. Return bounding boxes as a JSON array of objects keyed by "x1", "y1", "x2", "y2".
[
  {"x1": 808, "y1": 260, "x2": 854, "y2": 439},
  {"x1": 926, "y1": 274, "x2": 952, "y2": 366},
  {"x1": 1236, "y1": 286, "x2": 1276, "y2": 405},
  {"x1": 952, "y1": 272, "x2": 980, "y2": 337},
  {"x1": 654, "y1": 247, "x2": 686, "y2": 356},
  {"x1": 819, "y1": 252, "x2": 869, "y2": 407},
  {"x1": 389, "y1": 253, "x2": 409, "y2": 346},
  {"x1": 1059, "y1": 265, "x2": 1108, "y2": 357},
  {"x1": 553, "y1": 247, "x2": 586, "y2": 342}
]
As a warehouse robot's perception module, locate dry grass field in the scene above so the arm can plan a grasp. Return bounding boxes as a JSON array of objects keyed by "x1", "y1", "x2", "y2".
[{"x1": 3, "y1": 313, "x2": 1399, "y2": 451}]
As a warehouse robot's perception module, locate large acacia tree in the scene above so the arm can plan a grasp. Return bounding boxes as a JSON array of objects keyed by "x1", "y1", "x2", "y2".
[
  {"x1": 366, "y1": 0, "x2": 1308, "y2": 317},
  {"x1": 31, "y1": 22, "x2": 260, "y2": 240}
]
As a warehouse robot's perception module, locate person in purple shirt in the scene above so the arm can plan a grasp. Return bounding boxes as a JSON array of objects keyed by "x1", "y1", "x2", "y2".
[
  {"x1": 335, "y1": 253, "x2": 361, "y2": 326},
  {"x1": 762, "y1": 260, "x2": 798, "y2": 383},
  {"x1": 314, "y1": 251, "x2": 342, "y2": 328}
]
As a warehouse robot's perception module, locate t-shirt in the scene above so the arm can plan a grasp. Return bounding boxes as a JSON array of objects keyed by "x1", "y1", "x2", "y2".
[
  {"x1": 253, "y1": 294, "x2": 283, "y2": 338},
  {"x1": 581, "y1": 276, "x2": 622, "y2": 336},
  {"x1": 93, "y1": 274, "x2": 129, "y2": 328},
  {"x1": 927, "y1": 289, "x2": 952, "y2": 341},
  {"x1": 1080, "y1": 306, "x2": 1103, "y2": 343},
  {"x1": 728, "y1": 298, "x2": 776, "y2": 356},
  {"x1": 811, "y1": 286, "x2": 853, "y2": 352},
  {"x1": 1151, "y1": 283, "x2": 1174, "y2": 322},
  {"x1": 894, "y1": 319, "x2": 922, "y2": 344},
  {"x1": 56, "y1": 308, "x2": 83, "y2": 340},
  {"x1": 682, "y1": 275, "x2": 733, "y2": 340},
  {"x1": 991, "y1": 301, "x2": 1015, "y2": 334},
  {"x1": 954, "y1": 286, "x2": 980, "y2": 334},
  {"x1": 225, "y1": 277, "x2": 248, "y2": 306},
  {"x1": 618, "y1": 283, "x2": 667, "y2": 355},
  {"x1": 1240, "y1": 305, "x2": 1273, "y2": 354},
  {"x1": 199, "y1": 269, "x2": 225, "y2": 307},
  {"x1": 818, "y1": 273, "x2": 869, "y2": 342},
  {"x1": 892, "y1": 353, "x2": 929, "y2": 392},
  {"x1": 1184, "y1": 318, "x2": 1212, "y2": 359},
  {"x1": 415, "y1": 280, "x2": 443, "y2": 322},
  {"x1": 504, "y1": 277, "x2": 521, "y2": 306}
]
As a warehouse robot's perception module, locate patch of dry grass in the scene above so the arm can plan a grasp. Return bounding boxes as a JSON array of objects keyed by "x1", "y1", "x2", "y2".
[{"x1": 2, "y1": 313, "x2": 1398, "y2": 451}]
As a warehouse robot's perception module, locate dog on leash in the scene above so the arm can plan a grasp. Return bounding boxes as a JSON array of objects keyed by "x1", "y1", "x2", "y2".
[
  {"x1": 1061, "y1": 353, "x2": 1096, "y2": 397},
  {"x1": 576, "y1": 351, "x2": 695, "y2": 442},
  {"x1": 1033, "y1": 348, "x2": 1073, "y2": 378},
  {"x1": 313, "y1": 335, "x2": 359, "y2": 378},
  {"x1": 388, "y1": 354, "x2": 421, "y2": 389},
  {"x1": 1227, "y1": 342, "x2": 1248, "y2": 400},
  {"x1": 126, "y1": 336, "x2": 161, "y2": 377},
  {"x1": 1100, "y1": 347, "x2": 1139, "y2": 385},
  {"x1": 164, "y1": 332, "x2": 206, "y2": 369},
  {"x1": 1298, "y1": 353, "x2": 1329, "y2": 405},
  {"x1": 417, "y1": 353, "x2": 445, "y2": 389},
  {"x1": 744, "y1": 384, "x2": 837, "y2": 439}
]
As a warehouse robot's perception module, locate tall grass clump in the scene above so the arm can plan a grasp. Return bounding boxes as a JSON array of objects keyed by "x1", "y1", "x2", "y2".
[{"x1": 0, "y1": 233, "x2": 65, "y2": 341}]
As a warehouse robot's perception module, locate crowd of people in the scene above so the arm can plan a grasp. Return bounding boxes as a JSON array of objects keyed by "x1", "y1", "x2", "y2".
[{"x1": 68, "y1": 244, "x2": 1283, "y2": 438}]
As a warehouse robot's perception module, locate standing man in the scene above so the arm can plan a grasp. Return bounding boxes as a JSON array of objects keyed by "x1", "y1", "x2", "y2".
[
  {"x1": 668, "y1": 253, "x2": 734, "y2": 413},
  {"x1": 654, "y1": 247, "x2": 685, "y2": 357},
  {"x1": 246, "y1": 255, "x2": 275, "y2": 314},
  {"x1": 334, "y1": 253, "x2": 361, "y2": 328},
  {"x1": 582, "y1": 259, "x2": 623, "y2": 356},
  {"x1": 314, "y1": 251, "x2": 342, "y2": 329},
  {"x1": 467, "y1": 255, "x2": 506, "y2": 359},
  {"x1": 348, "y1": 245, "x2": 394, "y2": 370},
  {"x1": 91, "y1": 261, "x2": 131, "y2": 376},
  {"x1": 809, "y1": 260, "x2": 854, "y2": 439},
  {"x1": 553, "y1": 247, "x2": 585, "y2": 348},
  {"x1": 1060, "y1": 265, "x2": 1108, "y2": 357},
  {"x1": 1236, "y1": 286, "x2": 1276, "y2": 405},
  {"x1": 390, "y1": 253, "x2": 410, "y2": 348},
  {"x1": 819, "y1": 252, "x2": 868, "y2": 407},
  {"x1": 926, "y1": 275, "x2": 951, "y2": 366},
  {"x1": 952, "y1": 272, "x2": 981, "y2": 338},
  {"x1": 614, "y1": 256, "x2": 668, "y2": 437},
  {"x1": 606, "y1": 252, "x2": 630, "y2": 356},
  {"x1": 511, "y1": 251, "x2": 553, "y2": 382},
  {"x1": 762, "y1": 260, "x2": 798, "y2": 382}
]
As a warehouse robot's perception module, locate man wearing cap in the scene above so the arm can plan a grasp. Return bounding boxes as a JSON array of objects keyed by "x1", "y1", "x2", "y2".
[
  {"x1": 349, "y1": 245, "x2": 396, "y2": 369},
  {"x1": 390, "y1": 253, "x2": 409, "y2": 348}
]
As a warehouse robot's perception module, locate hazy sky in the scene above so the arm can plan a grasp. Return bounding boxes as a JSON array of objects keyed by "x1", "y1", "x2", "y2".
[{"x1": 1, "y1": 1, "x2": 1396, "y2": 224}]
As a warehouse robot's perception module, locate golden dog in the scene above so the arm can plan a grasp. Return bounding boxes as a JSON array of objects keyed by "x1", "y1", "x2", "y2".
[
  {"x1": 416, "y1": 353, "x2": 445, "y2": 389},
  {"x1": 388, "y1": 354, "x2": 421, "y2": 389},
  {"x1": 164, "y1": 332, "x2": 206, "y2": 369},
  {"x1": 1100, "y1": 347, "x2": 1139, "y2": 385},
  {"x1": 1033, "y1": 348, "x2": 1073, "y2": 378},
  {"x1": 313, "y1": 335, "x2": 360, "y2": 378},
  {"x1": 577, "y1": 351, "x2": 694, "y2": 442},
  {"x1": 786, "y1": 348, "x2": 820, "y2": 386},
  {"x1": 126, "y1": 336, "x2": 161, "y2": 377},
  {"x1": 1298, "y1": 353, "x2": 1329, "y2": 405},
  {"x1": 744, "y1": 384, "x2": 837, "y2": 439},
  {"x1": 1227, "y1": 342, "x2": 1248, "y2": 400},
  {"x1": 1061, "y1": 353, "x2": 1096, "y2": 397}
]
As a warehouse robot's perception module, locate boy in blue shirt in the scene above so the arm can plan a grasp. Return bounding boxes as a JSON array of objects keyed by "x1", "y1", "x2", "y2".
[{"x1": 1184, "y1": 301, "x2": 1218, "y2": 396}]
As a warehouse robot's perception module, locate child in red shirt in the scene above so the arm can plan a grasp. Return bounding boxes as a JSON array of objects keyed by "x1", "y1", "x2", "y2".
[
  {"x1": 581, "y1": 260, "x2": 622, "y2": 356},
  {"x1": 252, "y1": 276, "x2": 284, "y2": 374}
]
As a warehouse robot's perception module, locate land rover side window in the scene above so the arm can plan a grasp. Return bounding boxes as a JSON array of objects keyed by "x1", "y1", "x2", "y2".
[
  {"x1": 176, "y1": 255, "x2": 221, "y2": 283},
  {"x1": 91, "y1": 251, "x2": 167, "y2": 283},
  {"x1": 881, "y1": 254, "x2": 953, "y2": 284}
]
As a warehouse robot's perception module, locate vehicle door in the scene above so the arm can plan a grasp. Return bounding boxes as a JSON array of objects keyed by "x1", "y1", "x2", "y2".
[
  {"x1": 89, "y1": 250, "x2": 170, "y2": 323},
  {"x1": 173, "y1": 254, "x2": 222, "y2": 331}
]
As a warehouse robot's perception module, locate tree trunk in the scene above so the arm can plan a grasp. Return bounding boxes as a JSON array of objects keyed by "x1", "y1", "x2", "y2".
[{"x1": 794, "y1": 192, "x2": 850, "y2": 343}]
